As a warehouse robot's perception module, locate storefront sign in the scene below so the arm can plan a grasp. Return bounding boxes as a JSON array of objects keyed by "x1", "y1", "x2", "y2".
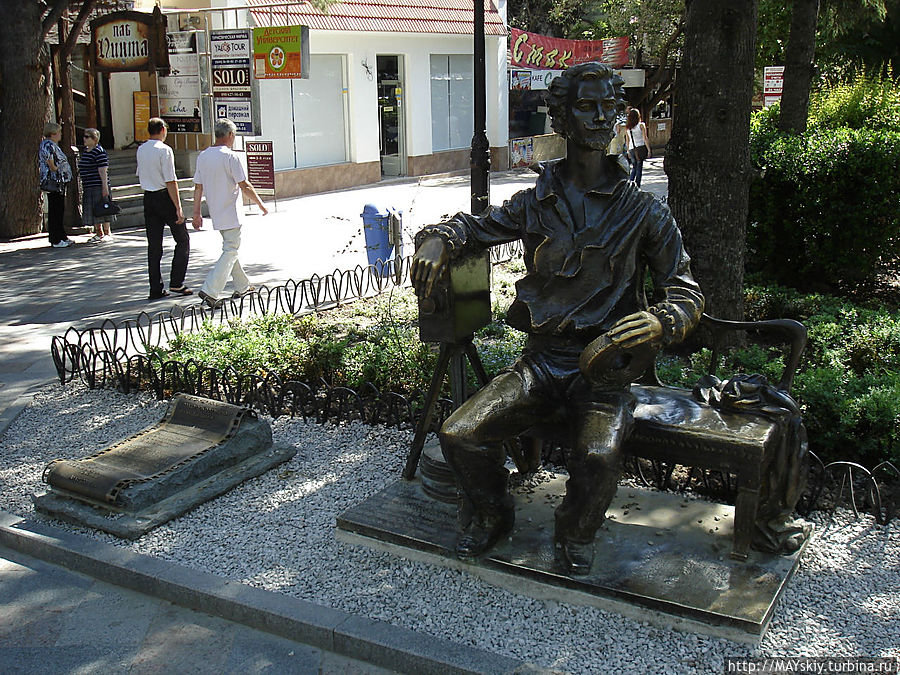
[
  {"x1": 510, "y1": 70, "x2": 531, "y2": 90},
  {"x1": 211, "y1": 30, "x2": 256, "y2": 134},
  {"x1": 246, "y1": 141, "x2": 275, "y2": 196},
  {"x1": 158, "y1": 32, "x2": 202, "y2": 133},
  {"x1": 509, "y1": 28, "x2": 629, "y2": 70},
  {"x1": 133, "y1": 91, "x2": 151, "y2": 142},
  {"x1": 529, "y1": 70, "x2": 560, "y2": 90},
  {"x1": 91, "y1": 9, "x2": 168, "y2": 73},
  {"x1": 764, "y1": 66, "x2": 784, "y2": 107},
  {"x1": 252, "y1": 26, "x2": 309, "y2": 79}
]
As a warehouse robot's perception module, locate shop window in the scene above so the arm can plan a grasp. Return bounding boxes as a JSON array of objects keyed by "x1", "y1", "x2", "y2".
[
  {"x1": 257, "y1": 54, "x2": 348, "y2": 170},
  {"x1": 430, "y1": 55, "x2": 473, "y2": 152}
]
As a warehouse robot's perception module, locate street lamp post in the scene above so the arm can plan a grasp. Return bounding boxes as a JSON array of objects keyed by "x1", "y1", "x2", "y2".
[{"x1": 470, "y1": 0, "x2": 490, "y2": 215}]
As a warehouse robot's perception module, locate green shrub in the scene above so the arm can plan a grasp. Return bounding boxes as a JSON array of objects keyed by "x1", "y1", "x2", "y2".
[
  {"x1": 747, "y1": 123, "x2": 900, "y2": 292},
  {"x1": 808, "y1": 75, "x2": 900, "y2": 132}
]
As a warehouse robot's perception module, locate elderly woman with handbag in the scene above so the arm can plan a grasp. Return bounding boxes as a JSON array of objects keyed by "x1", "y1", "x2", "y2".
[
  {"x1": 79, "y1": 127, "x2": 116, "y2": 244},
  {"x1": 39, "y1": 122, "x2": 74, "y2": 248}
]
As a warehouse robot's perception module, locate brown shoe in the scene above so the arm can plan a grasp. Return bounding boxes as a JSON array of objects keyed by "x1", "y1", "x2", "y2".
[{"x1": 198, "y1": 290, "x2": 224, "y2": 309}]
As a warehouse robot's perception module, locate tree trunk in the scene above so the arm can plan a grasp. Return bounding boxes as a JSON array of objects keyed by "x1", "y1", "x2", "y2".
[
  {"x1": 779, "y1": 0, "x2": 820, "y2": 134},
  {"x1": 57, "y1": 11, "x2": 86, "y2": 228},
  {"x1": 665, "y1": 0, "x2": 758, "y2": 324},
  {"x1": 0, "y1": 3, "x2": 48, "y2": 239}
]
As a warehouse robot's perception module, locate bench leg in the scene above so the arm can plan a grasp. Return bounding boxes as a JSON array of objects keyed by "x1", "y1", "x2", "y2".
[{"x1": 731, "y1": 486, "x2": 759, "y2": 561}]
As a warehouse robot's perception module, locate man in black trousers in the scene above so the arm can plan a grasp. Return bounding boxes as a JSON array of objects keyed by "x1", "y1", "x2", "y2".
[{"x1": 136, "y1": 117, "x2": 191, "y2": 300}]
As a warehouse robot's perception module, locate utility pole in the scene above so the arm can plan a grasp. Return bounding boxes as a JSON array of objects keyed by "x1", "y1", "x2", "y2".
[{"x1": 470, "y1": 0, "x2": 490, "y2": 215}]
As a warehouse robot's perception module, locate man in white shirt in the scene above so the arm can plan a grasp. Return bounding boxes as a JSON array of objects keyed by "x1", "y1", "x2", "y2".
[
  {"x1": 136, "y1": 117, "x2": 190, "y2": 300},
  {"x1": 191, "y1": 118, "x2": 268, "y2": 309}
]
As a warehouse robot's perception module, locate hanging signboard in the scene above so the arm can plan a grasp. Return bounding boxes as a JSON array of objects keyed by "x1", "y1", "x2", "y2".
[
  {"x1": 763, "y1": 66, "x2": 784, "y2": 108},
  {"x1": 252, "y1": 26, "x2": 310, "y2": 79},
  {"x1": 211, "y1": 29, "x2": 258, "y2": 135},
  {"x1": 91, "y1": 8, "x2": 169, "y2": 73},
  {"x1": 509, "y1": 28, "x2": 629, "y2": 70},
  {"x1": 158, "y1": 31, "x2": 203, "y2": 133},
  {"x1": 246, "y1": 141, "x2": 275, "y2": 196}
]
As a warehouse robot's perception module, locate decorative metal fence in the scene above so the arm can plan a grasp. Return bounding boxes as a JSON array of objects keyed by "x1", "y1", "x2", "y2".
[{"x1": 49, "y1": 245, "x2": 898, "y2": 525}]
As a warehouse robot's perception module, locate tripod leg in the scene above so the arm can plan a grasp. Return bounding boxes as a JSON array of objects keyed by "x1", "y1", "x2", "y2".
[
  {"x1": 463, "y1": 339, "x2": 491, "y2": 387},
  {"x1": 403, "y1": 343, "x2": 452, "y2": 480}
]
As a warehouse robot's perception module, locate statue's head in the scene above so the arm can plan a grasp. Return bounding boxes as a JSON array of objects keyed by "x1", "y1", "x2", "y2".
[{"x1": 546, "y1": 62, "x2": 627, "y2": 151}]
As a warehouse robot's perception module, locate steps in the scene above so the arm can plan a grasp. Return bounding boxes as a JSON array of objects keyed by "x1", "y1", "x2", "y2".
[{"x1": 105, "y1": 149, "x2": 204, "y2": 230}]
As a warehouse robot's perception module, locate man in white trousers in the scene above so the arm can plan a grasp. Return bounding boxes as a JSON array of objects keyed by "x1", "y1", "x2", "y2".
[{"x1": 192, "y1": 118, "x2": 268, "y2": 309}]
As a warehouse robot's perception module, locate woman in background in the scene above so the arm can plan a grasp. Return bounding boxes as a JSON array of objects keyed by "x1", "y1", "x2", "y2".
[
  {"x1": 80, "y1": 128, "x2": 114, "y2": 244},
  {"x1": 39, "y1": 122, "x2": 73, "y2": 248},
  {"x1": 624, "y1": 108, "x2": 651, "y2": 187}
]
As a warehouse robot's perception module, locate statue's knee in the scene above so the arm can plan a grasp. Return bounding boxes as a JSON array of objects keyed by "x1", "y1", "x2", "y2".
[{"x1": 439, "y1": 411, "x2": 471, "y2": 448}]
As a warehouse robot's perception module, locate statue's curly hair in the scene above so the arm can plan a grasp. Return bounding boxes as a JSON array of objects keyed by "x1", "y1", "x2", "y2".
[{"x1": 546, "y1": 62, "x2": 627, "y2": 138}]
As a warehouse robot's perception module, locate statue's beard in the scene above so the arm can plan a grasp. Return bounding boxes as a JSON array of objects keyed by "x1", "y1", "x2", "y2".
[{"x1": 570, "y1": 128, "x2": 614, "y2": 151}]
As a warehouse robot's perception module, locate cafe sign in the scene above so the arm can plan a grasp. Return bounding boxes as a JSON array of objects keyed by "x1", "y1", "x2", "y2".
[{"x1": 91, "y1": 9, "x2": 169, "y2": 73}]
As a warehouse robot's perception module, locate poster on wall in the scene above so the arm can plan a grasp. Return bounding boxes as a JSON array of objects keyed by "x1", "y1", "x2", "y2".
[
  {"x1": 252, "y1": 25, "x2": 309, "y2": 79},
  {"x1": 210, "y1": 29, "x2": 257, "y2": 134},
  {"x1": 510, "y1": 137, "x2": 534, "y2": 168},
  {"x1": 158, "y1": 31, "x2": 202, "y2": 132},
  {"x1": 133, "y1": 91, "x2": 151, "y2": 142}
]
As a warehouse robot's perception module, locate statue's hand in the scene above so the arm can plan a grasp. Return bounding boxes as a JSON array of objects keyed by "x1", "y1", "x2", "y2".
[
  {"x1": 608, "y1": 311, "x2": 663, "y2": 349},
  {"x1": 411, "y1": 235, "x2": 449, "y2": 298}
]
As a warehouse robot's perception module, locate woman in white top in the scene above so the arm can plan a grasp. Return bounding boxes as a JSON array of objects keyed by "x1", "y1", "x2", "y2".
[{"x1": 624, "y1": 108, "x2": 651, "y2": 187}]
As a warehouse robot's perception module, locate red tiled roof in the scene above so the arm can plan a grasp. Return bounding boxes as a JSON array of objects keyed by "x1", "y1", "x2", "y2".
[{"x1": 248, "y1": 0, "x2": 506, "y2": 36}]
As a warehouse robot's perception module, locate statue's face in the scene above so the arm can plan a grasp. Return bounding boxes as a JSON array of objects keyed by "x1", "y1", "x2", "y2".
[{"x1": 567, "y1": 77, "x2": 619, "y2": 151}]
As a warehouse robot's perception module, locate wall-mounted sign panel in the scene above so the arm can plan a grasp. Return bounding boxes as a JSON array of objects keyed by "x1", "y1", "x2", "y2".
[
  {"x1": 252, "y1": 26, "x2": 309, "y2": 79},
  {"x1": 158, "y1": 32, "x2": 202, "y2": 133},
  {"x1": 211, "y1": 29, "x2": 258, "y2": 135}
]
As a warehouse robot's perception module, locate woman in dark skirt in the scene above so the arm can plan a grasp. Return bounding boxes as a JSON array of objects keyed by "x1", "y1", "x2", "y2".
[{"x1": 79, "y1": 128, "x2": 115, "y2": 243}]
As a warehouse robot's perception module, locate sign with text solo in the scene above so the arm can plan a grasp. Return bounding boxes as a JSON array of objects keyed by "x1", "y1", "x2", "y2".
[
  {"x1": 211, "y1": 29, "x2": 257, "y2": 135},
  {"x1": 246, "y1": 141, "x2": 275, "y2": 197}
]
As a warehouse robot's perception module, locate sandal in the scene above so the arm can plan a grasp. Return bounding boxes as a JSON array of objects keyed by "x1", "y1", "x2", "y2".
[{"x1": 169, "y1": 286, "x2": 193, "y2": 296}]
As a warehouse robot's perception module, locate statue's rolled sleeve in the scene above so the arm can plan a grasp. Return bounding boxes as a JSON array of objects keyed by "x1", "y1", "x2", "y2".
[{"x1": 643, "y1": 208, "x2": 705, "y2": 345}]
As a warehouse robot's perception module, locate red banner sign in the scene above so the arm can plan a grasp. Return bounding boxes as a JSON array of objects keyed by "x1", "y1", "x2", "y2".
[{"x1": 509, "y1": 28, "x2": 629, "y2": 70}]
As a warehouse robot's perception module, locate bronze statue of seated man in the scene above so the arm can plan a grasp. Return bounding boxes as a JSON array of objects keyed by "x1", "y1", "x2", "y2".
[{"x1": 410, "y1": 62, "x2": 704, "y2": 575}]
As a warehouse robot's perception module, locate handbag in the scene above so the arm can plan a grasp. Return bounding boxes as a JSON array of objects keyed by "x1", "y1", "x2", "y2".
[
  {"x1": 630, "y1": 129, "x2": 650, "y2": 161},
  {"x1": 93, "y1": 195, "x2": 122, "y2": 218},
  {"x1": 40, "y1": 174, "x2": 64, "y2": 193}
]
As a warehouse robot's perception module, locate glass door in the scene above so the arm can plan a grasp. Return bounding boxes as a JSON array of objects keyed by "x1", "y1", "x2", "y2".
[{"x1": 377, "y1": 55, "x2": 406, "y2": 177}]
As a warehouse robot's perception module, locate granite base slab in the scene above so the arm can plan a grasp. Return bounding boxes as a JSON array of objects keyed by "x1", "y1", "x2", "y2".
[
  {"x1": 336, "y1": 477, "x2": 810, "y2": 644},
  {"x1": 33, "y1": 444, "x2": 295, "y2": 539}
]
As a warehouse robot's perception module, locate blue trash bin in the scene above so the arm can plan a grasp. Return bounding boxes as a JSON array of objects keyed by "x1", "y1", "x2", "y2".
[
  {"x1": 361, "y1": 204, "x2": 402, "y2": 276},
  {"x1": 361, "y1": 203, "x2": 392, "y2": 267}
]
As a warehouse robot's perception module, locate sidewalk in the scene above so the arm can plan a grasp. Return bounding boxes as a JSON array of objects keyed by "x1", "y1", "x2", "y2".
[{"x1": 0, "y1": 160, "x2": 667, "y2": 673}]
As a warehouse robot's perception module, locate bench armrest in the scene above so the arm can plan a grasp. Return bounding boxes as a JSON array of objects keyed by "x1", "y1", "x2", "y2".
[{"x1": 700, "y1": 314, "x2": 807, "y2": 393}]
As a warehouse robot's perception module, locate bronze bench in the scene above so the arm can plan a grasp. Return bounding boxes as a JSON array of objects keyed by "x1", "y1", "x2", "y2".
[{"x1": 519, "y1": 314, "x2": 808, "y2": 561}]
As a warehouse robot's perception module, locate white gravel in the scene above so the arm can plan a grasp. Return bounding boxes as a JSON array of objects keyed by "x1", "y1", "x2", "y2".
[{"x1": 1, "y1": 384, "x2": 898, "y2": 674}]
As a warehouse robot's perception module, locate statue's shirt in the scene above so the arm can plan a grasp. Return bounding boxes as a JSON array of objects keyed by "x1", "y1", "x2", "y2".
[{"x1": 420, "y1": 160, "x2": 704, "y2": 344}]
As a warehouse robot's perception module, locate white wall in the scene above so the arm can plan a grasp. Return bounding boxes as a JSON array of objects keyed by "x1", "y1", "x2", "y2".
[
  {"x1": 310, "y1": 31, "x2": 508, "y2": 162},
  {"x1": 109, "y1": 72, "x2": 141, "y2": 149}
]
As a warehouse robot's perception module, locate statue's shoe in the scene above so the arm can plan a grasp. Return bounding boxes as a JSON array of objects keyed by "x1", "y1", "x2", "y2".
[
  {"x1": 456, "y1": 507, "x2": 515, "y2": 559},
  {"x1": 556, "y1": 537, "x2": 595, "y2": 575}
]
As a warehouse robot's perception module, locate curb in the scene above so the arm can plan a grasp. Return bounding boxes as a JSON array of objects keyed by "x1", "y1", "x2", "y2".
[{"x1": 0, "y1": 509, "x2": 530, "y2": 675}]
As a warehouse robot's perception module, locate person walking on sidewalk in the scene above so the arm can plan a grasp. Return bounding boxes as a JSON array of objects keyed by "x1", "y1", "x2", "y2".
[
  {"x1": 624, "y1": 108, "x2": 651, "y2": 187},
  {"x1": 191, "y1": 118, "x2": 268, "y2": 309},
  {"x1": 80, "y1": 128, "x2": 115, "y2": 244},
  {"x1": 39, "y1": 122, "x2": 74, "y2": 248},
  {"x1": 137, "y1": 117, "x2": 191, "y2": 300}
]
